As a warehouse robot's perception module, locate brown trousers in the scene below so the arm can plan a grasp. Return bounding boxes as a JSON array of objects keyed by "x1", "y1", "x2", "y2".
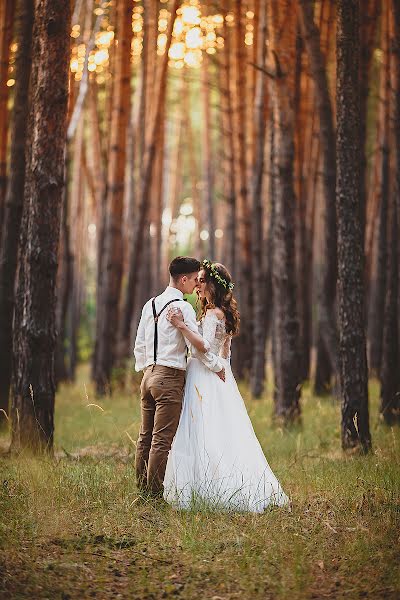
[{"x1": 135, "y1": 365, "x2": 185, "y2": 497}]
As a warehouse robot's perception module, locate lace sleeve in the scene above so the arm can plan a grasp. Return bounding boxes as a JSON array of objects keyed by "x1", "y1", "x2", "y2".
[
  {"x1": 201, "y1": 312, "x2": 220, "y2": 348},
  {"x1": 191, "y1": 312, "x2": 223, "y2": 373},
  {"x1": 221, "y1": 334, "x2": 232, "y2": 360}
]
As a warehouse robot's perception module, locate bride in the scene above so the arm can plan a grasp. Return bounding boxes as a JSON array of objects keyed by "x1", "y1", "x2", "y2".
[{"x1": 163, "y1": 260, "x2": 289, "y2": 513}]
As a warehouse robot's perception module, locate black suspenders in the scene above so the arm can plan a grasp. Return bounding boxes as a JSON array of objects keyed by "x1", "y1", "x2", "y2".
[{"x1": 151, "y1": 298, "x2": 183, "y2": 366}]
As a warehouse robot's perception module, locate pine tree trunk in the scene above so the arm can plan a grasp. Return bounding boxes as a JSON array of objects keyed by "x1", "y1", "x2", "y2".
[
  {"x1": 379, "y1": 193, "x2": 399, "y2": 424},
  {"x1": 359, "y1": 0, "x2": 380, "y2": 244},
  {"x1": 308, "y1": 0, "x2": 334, "y2": 390},
  {"x1": 0, "y1": 0, "x2": 14, "y2": 239},
  {"x1": 91, "y1": 0, "x2": 116, "y2": 381},
  {"x1": 250, "y1": 0, "x2": 268, "y2": 398},
  {"x1": 0, "y1": 0, "x2": 33, "y2": 425},
  {"x1": 116, "y1": 0, "x2": 154, "y2": 358},
  {"x1": 155, "y1": 121, "x2": 165, "y2": 295},
  {"x1": 336, "y1": 0, "x2": 371, "y2": 453},
  {"x1": 201, "y1": 53, "x2": 215, "y2": 259},
  {"x1": 220, "y1": 14, "x2": 236, "y2": 274},
  {"x1": 391, "y1": 0, "x2": 400, "y2": 359},
  {"x1": 368, "y1": 8, "x2": 390, "y2": 376},
  {"x1": 269, "y1": 0, "x2": 301, "y2": 424},
  {"x1": 149, "y1": 97, "x2": 165, "y2": 296},
  {"x1": 293, "y1": 27, "x2": 311, "y2": 384},
  {"x1": 314, "y1": 335, "x2": 332, "y2": 394},
  {"x1": 182, "y1": 77, "x2": 201, "y2": 260},
  {"x1": 367, "y1": 166, "x2": 388, "y2": 375},
  {"x1": 231, "y1": 0, "x2": 252, "y2": 379},
  {"x1": 89, "y1": 80, "x2": 106, "y2": 380},
  {"x1": 11, "y1": 0, "x2": 71, "y2": 453},
  {"x1": 118, "y1": 0, "x2": 179, "y2": 361},
  {"x1": 298, "y1": 0, "x2": 339, "y2": 390},
  {"x1": 379, "y1": 0, "x2": 400, "y2": 425},
  {"x1": 55, "y1": 176, "x2": 72, "y2": 385},
  {"x1": 95, "y1": 0, "x2": 132, "y2": 395},
  {"x1": 269, "y1": 114, "x2": 278, "y2": 407},
  {"x1": 67, "y1": 117, "x2": 85, "y2": 380},
  {"x1": 262, "y1": 119, "x2": 275, "y2": 369},
  {"x1": 294, "y1": 25, "x2": 312, "y2": 384}
]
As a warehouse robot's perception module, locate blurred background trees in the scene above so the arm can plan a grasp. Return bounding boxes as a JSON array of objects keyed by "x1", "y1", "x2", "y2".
[{"x1": 0, "y1": 0, "x2": 399, "y2": 452}]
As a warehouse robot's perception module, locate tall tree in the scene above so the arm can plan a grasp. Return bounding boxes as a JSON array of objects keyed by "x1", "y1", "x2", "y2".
[
  {"x1": 368, "y1": 6, "x2": 390, "y2": 376},
  {"x1": 201, "y1": 52, "x2": 215, "y2": 259},
  {"x1": 250, "y1": 0, "x2": 268, "y2": 398},
  {"x1": 379, "y1": 0, "x2": 400, "y2": 425},
  {"x1": 359, "y1": 0, "x2": 380, "y2": 243},
  {"x1": 55, "y1": 178, "x2": 72, "y2": 385},
  {"x1": 219, "y1": 11, "x2": 236, "y2": 273},
  {"x1": 118, "y1": 0, "x2": 179, "y2": 362},
  {"x1": 11, "y1": 0, "x2": 71, "y2": 453},
  {"x1": 293, "y1": 27, "x2": 310, "y2": 384},
  {"x1": 379, "y1": 190, "x2": 399, "y2": 424},
  {"x1": 0, "y1": 0, "x2": 14, "y2": 238},
  {"x1": 268, "y1": 0, "x2": 301, "y2": 423},
  {"x1": 67, "y1": 117, "x2": 85, "y2": 379},
  {"x1": 94, "y1": 0, "x2": 133, "y2": 395},
  {"x1": 336, "y1": 0, "x2": 371, "y2": 452},
  {"x1": 297, "y1": 0, "x2": 339, "y2": 393},
  {"x1": 0, "y1": 0, "x2": 34, "y2": 425},
  {"x1": 231, "y1": 0, "x2": 253, "y2": 379},
  {"x1": 391, "y1": 0, "x2": 400, "y2": 365}
]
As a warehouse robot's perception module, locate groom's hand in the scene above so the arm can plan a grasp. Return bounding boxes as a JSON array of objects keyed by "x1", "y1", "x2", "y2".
[{"x1": 216, "y1": 368, "x2": 225, "y2": 382}]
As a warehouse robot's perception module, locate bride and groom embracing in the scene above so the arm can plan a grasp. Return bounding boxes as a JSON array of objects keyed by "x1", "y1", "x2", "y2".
[{"x1": 134, "y1": 256, "x2": 288, "y2": 512}]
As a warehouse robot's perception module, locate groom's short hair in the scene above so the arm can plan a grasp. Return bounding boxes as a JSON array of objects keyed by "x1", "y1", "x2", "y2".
[{"x1": 169, "y1": 256, "x2": 200, "y2": 280}]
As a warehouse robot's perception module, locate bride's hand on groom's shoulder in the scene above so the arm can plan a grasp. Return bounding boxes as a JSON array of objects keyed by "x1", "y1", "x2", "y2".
[{"x1": 166, "y1": 306, "x2": 184, "y2": 328}]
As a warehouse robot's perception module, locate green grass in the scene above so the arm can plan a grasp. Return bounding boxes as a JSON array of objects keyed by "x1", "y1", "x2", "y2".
[{"x1": 0, "y1": 366, "x2": 399, "y2": 599}]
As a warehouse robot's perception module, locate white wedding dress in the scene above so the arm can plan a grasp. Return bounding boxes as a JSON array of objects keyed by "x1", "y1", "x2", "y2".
[{"x1": 164, "y1": 311, "x2": 289, "y2": 513}]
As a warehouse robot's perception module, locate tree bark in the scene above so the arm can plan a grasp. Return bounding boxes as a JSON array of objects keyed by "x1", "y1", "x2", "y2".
[
  {"x1": 118, "y1": 0, "x2": 179, "y2": 361},
  {"x1": 250, "y1": 0, "x2": 268, "y2": 398},
  {"x1": 67, "y1": 117, "x2": 85, "y2": 380},
  {"x1": 231, "y1": 0, "x2": 253, "y2": 379},
  {"x1": 149, "y1": 98, "x2": 165, "y2": 297},
  {"x1": 11, "y1": 0, "x2": 71, "y2": 453},
  {"x1": 368, "y1": 7, "x2": 390, "y2": 376},
  {"x1": 268, "y1": 0, "x2": 301, "y2": 424},
  {"x1": 379, "y1": 192, "x2": 399, "y2": 424},
  {"x1": 182, "y1": 75, "x2": 201, "y2": 260},
  {"x1": 336, "y1": 0, "x2": 371, "y2": 452},
  {"x1": 201, "y1": 53, "x2": 215, "y2": 259},
  {"x1": 0, "y1": 0, "x2": 33, "y2": 425},
  {"x1": 293, "y1": 26, "x2": 311, "y2": 384},
  {"x1": 391, "y1": 0, "x2": 400, "y2": 365},
  {"x1": 379, "y1": 0, "x2": 400, "y2": 425},
  {"x1": 94, "y1": 0, "x2": 133, "y2": 394},
  {"x1": 89, "y1": 80, "x2": 106, "y2": 380},
  {"x1": 359, "y1": 0, "x2": 380, "y2": 245},
  {"x1": 298, "y1": 0, "x2": 339, "y2": 391},
  {"x1": 0, "y1": 0, "x2": 15, "y2": 240},
  {"x1": 55, "y1": 174, "x2": 72, "y2": 385},
  {"x1": 220, "y1": 13, "x2": 236, "y2": 274}
]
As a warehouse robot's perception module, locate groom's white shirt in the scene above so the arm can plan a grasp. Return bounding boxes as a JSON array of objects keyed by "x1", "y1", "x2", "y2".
[{"x1": 134, "y1": 286, "x2": 223, "y2": 373}]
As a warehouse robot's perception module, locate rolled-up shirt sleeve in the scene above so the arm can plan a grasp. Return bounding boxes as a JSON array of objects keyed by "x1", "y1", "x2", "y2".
[{"x1": 133, "y1": 306, "x2": 146, "y2": 372}]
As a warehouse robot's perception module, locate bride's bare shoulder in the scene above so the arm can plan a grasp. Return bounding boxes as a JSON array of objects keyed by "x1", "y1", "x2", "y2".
[{"x1": 206, "y1": 307, "x2": 224, "y2": 320}]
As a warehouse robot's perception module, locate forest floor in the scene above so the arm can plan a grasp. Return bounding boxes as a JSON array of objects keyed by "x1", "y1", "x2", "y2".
[{"x1": 0, "y1": 366, "x2": 399, "y2": 600}]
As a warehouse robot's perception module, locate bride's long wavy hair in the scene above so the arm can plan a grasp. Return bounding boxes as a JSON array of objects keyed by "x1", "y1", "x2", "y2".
[{"x1": 200, "y1": 262, "x2": 240, "y2": 336}]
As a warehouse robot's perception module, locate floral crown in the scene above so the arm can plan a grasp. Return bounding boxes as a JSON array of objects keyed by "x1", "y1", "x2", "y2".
[{"x1": 201, "y1": 259, "x2": 235, "y2": 291}]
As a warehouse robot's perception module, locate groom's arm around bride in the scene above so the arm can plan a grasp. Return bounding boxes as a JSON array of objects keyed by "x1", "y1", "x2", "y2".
[{"x1": 133, "y1": 256, "x2": 224, "y2": 500}]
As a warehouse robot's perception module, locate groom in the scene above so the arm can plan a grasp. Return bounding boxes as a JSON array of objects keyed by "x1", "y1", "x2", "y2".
[{"x1": 134, "y1": 256, "x2": 225, "y2": 499}]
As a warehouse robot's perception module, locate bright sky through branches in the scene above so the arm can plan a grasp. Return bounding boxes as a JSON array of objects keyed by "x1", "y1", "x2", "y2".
[{"x1": 64, "y1": 1, "x2": 254, "y2": 84}]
